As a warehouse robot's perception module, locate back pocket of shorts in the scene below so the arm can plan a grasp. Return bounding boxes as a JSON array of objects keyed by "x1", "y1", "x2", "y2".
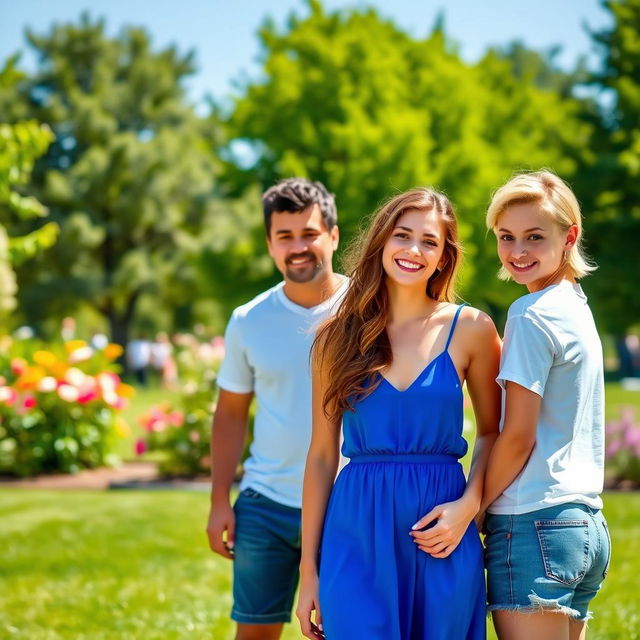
[{"x1": 534, "y1": 519, "x2": 589, "y2": 585}]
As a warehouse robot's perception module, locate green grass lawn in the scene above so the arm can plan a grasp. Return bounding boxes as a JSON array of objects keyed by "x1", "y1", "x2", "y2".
[
  {"x1": 1, "y1": 381, "x2": 637, "y2": 639},
  {"x1": 603, "y1": 382, "x2": 640, "y2": 420},
  {"x1": 0, "y1": 489, "x2": 638, "y2": 640}
]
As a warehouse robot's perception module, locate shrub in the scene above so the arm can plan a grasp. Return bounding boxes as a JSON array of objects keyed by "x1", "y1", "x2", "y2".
[
  {"x1": 135, "y1": 335, "x2": 222, "y2": 476},
  {"x1": 0, "y1": 337, "x2": 134, "y2": 476},
  {"x1": 605, "y1": 407, "x2": 640, "y2": 486}
]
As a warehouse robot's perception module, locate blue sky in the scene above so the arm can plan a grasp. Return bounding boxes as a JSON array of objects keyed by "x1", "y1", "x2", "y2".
[{"x1": 0, "y1": 0, "x2": 612, "y2": 109}]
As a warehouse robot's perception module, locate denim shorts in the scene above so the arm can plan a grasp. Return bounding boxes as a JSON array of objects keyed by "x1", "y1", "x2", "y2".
[
  {"x1": 231, "y1": 488, "x2": 302, "y2": 624},
  {"x1": 485, "y1": 503, "x2": 611, "y2": 621}
]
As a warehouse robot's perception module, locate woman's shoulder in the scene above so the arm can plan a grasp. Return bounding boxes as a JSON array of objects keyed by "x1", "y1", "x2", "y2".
[{"x1": 452, "y1": 303, "x2": 499, "y2": 341}]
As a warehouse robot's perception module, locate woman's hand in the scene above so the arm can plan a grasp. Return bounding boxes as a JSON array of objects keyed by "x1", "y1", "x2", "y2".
[
  {"x1": 296, "y1": 572, "x2": 325, "y2": 639},
  {"x1": 409, "y1": 497, "x2": 477, "y2": 558}
]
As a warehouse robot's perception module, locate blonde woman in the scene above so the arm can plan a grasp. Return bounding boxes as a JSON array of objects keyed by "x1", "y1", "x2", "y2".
[{"x1": 481, "y1": 171, "x2": 610, "y2": 640}]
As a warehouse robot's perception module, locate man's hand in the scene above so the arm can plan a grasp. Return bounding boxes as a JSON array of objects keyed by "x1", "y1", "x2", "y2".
[{"x1": 206, "y1": 498, "x2": 236, "y2": 560}]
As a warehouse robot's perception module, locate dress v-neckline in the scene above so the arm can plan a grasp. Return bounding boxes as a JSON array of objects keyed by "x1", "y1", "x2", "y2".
[{"x1": 379, "y1": 351, "x2": 451, "y2": 393}]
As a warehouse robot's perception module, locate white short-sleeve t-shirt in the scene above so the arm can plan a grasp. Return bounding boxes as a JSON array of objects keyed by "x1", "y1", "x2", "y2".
[
  {"x1": 488, "y1": 280, "x2": 605, "y2": 515},
  {"x1": 217, "y1": 278, "x2": 348, "y2": 508}
]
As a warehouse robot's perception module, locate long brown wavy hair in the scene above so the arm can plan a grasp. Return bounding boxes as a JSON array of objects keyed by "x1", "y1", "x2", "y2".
[{"x1": 314, "y1": 188, "x2": 463, "y2": 423}]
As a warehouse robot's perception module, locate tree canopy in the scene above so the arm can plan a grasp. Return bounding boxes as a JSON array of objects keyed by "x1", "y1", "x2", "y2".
[
  {"x1": 225, "y1": 0, "x2": 593, "y2": 318},
  {"x1": 1, "y1": 16, "x2": 220, "y2": 344}
]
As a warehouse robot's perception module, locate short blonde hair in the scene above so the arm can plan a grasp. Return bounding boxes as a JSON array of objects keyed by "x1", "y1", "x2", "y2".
[{"x1": 486, "y1": 170, "x2": 596, "y2": 280}]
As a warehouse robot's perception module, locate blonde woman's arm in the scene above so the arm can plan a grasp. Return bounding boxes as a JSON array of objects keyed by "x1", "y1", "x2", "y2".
[{"x1": 411, "y1": 309, "x2": 501, "y2": 557}]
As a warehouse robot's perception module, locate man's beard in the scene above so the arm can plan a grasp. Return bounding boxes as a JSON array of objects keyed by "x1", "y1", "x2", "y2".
[{"x1": 285, "y1": 252, "x2": 323, "y2": 283}]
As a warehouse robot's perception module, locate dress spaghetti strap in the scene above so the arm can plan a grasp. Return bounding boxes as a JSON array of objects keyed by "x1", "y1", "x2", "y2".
[{"x1": 444, "y1": 303, "x2": 467, "y2": 352}]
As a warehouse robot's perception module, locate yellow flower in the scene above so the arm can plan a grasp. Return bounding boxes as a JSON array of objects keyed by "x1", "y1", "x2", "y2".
[
  {"x1": 33, "y1": 350, "x2": 58, "y2": 368},
  {"x1": 64, "y1": 339, "x2": 88, "y2": 354},
  {"x1": 104, "y1": 343, "x2": 124, "y2": 360},
  {"x1": 116, "y1": 383, "x2": 136, "y2": 398},
  {"x1": 114, "y1": 416, "x2": 131, "y2": 438}
]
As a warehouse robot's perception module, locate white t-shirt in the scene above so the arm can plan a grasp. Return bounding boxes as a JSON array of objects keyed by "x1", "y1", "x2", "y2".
[
  {"x1": 488, "y1": 280, "x2": 604, "y2": 515},
  {"x1": 127, "y1": 339, "x2": 151, "y2": 369},
  {"x1": 217, "y1": 278, "x2": 348, "y2": 508}
]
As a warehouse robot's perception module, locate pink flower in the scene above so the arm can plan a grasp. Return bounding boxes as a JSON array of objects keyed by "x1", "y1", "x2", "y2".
[
  {"x1": 606, "y1": 440, "x2": 621, "y2": 459},
  {"x1": 77, "y1": 389, "x2": 99, "y2": 404},
  {"x1": 623, "y1": 427, "x2": 640, "y2": 448},
  {"x1": 10, "y1": 358, "x2": 28, "y2": 376},
  {"x1": 37, "y1": 376, "x2": 58, "y2": 393},
  {"x1": 605, "y1": 420, "x2": 621, "y2": 435},
  {"x1": 169, "y1": 411, "x2": 184, "y2": 427},
  {"x1": 102, "y1": 389, "x2": 119, "y2": 407},
  {"x1": 151, "y1": 419, "x2": 167, "y2": 432},
  {"x1": 189, "y1": 430, "x2": 200, "y2": 443},
  {"x1": 0, "y1": 386, "x2": 17, "y2": 406},
  {"x1": 22, "y1": 395, "x2": 37, "y2": 410},
  {"x1": 97, "y1": 372, "x2": 120, "y2": 394},
  {"x1": 211, "y1": 336, "x2": 225, "y2": 361},
  {"x1": 111, "y1": 397, "x2": 127, "y2": 411},
  {"x1": 57, "y1": 384, "x2": 80, "y2": 403},
  {"x1": 135, "y1": 439, "x2": 147, "y2": 456},
  {"x1": 65, "y1": 367, "x2": 87, "y2": 387}
]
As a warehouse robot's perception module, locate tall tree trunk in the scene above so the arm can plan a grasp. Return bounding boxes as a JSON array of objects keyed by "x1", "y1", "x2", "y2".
[{"x1": 105, "y1": 290, "x2": 141, "y2": 375}]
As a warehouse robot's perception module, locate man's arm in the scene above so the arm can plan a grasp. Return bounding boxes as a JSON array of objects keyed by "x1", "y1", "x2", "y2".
[{"x1": 206, "y1": 388, "x2": 253, "y2": 559}]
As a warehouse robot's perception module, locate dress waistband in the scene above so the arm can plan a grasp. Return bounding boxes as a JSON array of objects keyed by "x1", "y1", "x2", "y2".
[{"x1": 348, "y1": 453, "x2": 458, "y2": 465}]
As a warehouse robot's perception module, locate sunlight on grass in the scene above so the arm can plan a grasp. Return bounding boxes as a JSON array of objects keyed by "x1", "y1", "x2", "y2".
[{"x1": 0, "y1": 490, "x2": 637, "y2": 639}]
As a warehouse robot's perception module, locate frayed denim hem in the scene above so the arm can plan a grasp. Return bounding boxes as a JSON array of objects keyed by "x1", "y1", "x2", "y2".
[{"x1": 487, "y1": 591, "x2": 593, "y2": 623}]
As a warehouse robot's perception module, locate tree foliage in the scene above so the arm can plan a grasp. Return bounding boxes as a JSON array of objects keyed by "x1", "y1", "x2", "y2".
[
  {"x1": 226, "y1": 0, "x2": 593, "y2": 317},
  {"x1": 582, "y1": 0, "x2": 640, "y2": 334},
  {"x1": 1, "y1": 16, "x2": 219, "y2": 344},
  {"x1": 0, "y1": 54, "x2": 57, "y2": 322}
]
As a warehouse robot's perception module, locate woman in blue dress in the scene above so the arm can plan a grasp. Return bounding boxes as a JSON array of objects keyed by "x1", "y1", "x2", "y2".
[{"x1": 296, "y1": 188, "x2": 502, "y2": 639}]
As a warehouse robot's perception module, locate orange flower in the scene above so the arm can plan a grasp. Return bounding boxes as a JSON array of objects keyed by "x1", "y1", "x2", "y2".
[
  {"x1": 50, "y1": 362, "x2": 70, "y2": 380},
  {"x1": 116, "y1": 383, "x2": 135, "y2": 398},
  {"x1": 15, "y1": 366, "x2": 46, "y2": 391},
  {"x1": 104, "y1": 343, "x2": 124, "y2": 360}
]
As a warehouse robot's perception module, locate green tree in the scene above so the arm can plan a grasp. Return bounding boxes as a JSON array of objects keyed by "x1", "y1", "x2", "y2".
[
  {"x1": 583, "y1": 0, "x2": 640, "y2": 335},
  {"x1": 1, "y1": 16, "x2": 218, "y2": 345},
  {"x1": 225, "y1": 0, "x2": 592, "y2": 318},
  {"x1": 0, "y1": 57, "x2": 57, "y2": 323}
]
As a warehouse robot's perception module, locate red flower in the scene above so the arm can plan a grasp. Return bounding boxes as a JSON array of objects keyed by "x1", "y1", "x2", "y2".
[{"x1": 135, "y1": 439, "x2": 147, "y2": 456}]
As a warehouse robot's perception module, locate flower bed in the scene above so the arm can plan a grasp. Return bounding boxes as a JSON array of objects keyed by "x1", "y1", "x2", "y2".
[
  {"x1": 135, "y1": 334, "x2": 223, "y2": 476},
  {"x1": 0, "y1": 337, "x2": 134, "y2": 476},
  {"x1": 605, "y1": 407, "x2": 640, "y2": 488}
]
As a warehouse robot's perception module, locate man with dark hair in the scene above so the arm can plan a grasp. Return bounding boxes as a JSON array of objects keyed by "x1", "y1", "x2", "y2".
[{"x1": 206, "y1": 178, "x2": 347, "y2": 640}]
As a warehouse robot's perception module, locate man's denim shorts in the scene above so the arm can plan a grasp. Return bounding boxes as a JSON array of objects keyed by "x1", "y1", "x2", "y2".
[
  {"x1": 231, "y1": 487, "x2": 302, "y2": 624},
  {"x1": 485, "y1": 503, "x2": 611, "y2": 621}
]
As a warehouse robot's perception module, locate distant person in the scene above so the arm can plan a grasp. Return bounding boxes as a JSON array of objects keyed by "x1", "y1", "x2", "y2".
[
  {"x1": 625, "y1": 334, "x2": 640, "y2": 376},
  {"x1": 481, "y1": 171, "x2": 609, "y2": 639},
  {"x1": 61, "y1": 316, "x2": 76, "y2": 342},
  {"x1": 126, "y1": 336, "x2": 151, "y2": 386},
  {"x1": 206, "y1": 178, "x2": 347, "y2": 640},
  {"x1": 150, "y1": 332, "x2": 177, "y2": 389}
]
